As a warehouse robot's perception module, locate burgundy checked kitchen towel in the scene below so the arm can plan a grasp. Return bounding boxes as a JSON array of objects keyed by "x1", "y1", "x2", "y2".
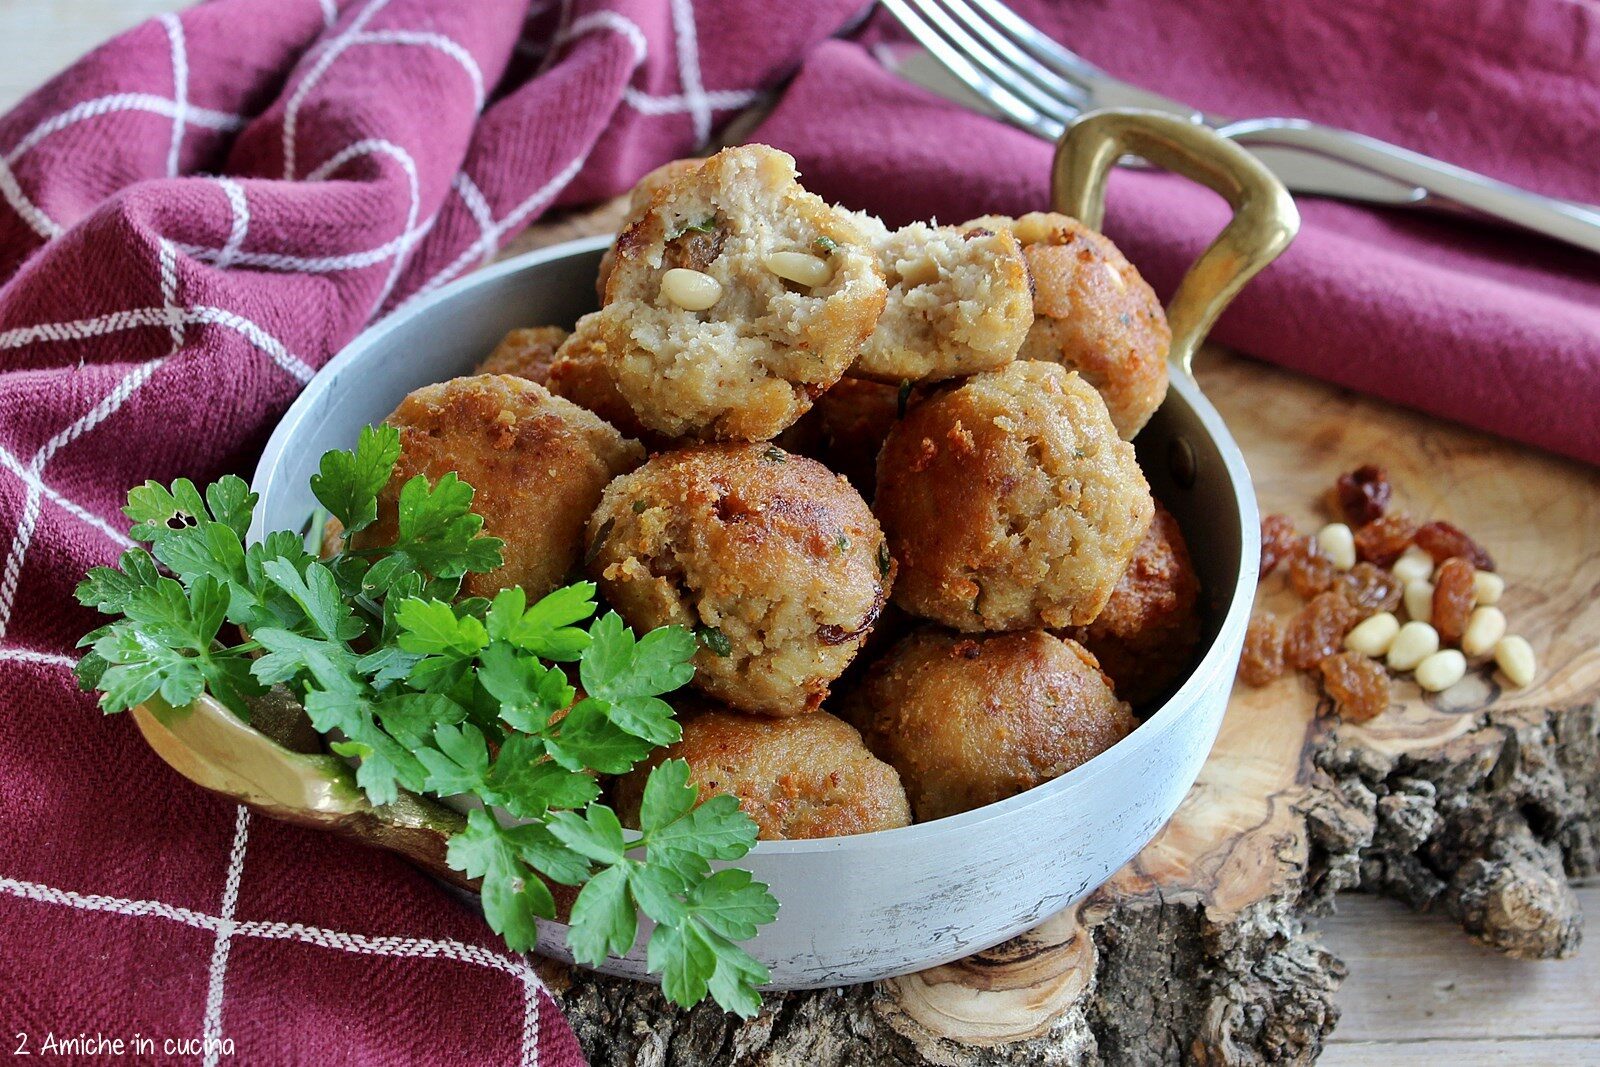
[{"x1": 2, "y1": 0, "x2": 1599, "y2": 1062}]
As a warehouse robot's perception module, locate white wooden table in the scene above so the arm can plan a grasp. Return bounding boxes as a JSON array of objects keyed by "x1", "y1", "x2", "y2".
[{"x1": 7, "y1": 4, "x2": 1596, "y2": 1062}]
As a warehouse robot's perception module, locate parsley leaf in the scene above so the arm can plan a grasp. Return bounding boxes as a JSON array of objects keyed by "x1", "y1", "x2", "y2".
[
  {"x1": 310, "y1": 423, "x2": 400, "y2": 536},
  {"x1": 74, "y1": 428, "x2": 778, "y2": 1016}
]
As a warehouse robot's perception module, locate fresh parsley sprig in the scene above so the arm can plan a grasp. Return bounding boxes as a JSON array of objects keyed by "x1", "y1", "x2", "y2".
[{"x1": 73, "y1": 424, "x2": 778, "y2": 1016}]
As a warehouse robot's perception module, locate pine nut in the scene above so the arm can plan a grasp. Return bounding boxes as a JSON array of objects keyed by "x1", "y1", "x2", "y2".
[
  {"x1": 1403, "y1": 579, "x2": 1434, "y2": 623},
  {"x1": 1387, "y1": 621, "x2": 1439, "y2": 671},
  {"x1": 1345, "y1": 612, "x2": 1400, "y2": 657},
  {"x1": 1316, "y1": 523, "x2": 1356, "y2": 571},
  {"x1": 1103, "y1": 262, "x2": 1126, "y2": 290},
  {"x1": 1460, "y1": 606, "x2": 1507, "y2": 657},
  {"x1": 1416, "y1": 649, "x2": 1466, "y2": 692},
  {"x1": 765, "y1": 251, "x2": 834, "y2": 288},
  {"x1": 1473, "y1": 571, "x2": 1504, "y2": 605},
  {"x1": 893, "y1": 256, "x2": 940, "y2": 288},
  {"x1": 1494, "y1": 635, "x2": 1536, "y2": 688},
  {"x1": 660, "y1": 268, "x2": 722, "y2": 310},
  {"x1": 1392, "y1": 546, "x2": 1434, "y2": 584}
]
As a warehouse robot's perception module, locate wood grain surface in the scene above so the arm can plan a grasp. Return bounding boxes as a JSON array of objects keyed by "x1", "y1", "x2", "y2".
[{"x1": 8, "y1": 6, "x2": 1597, "y2": 1064}]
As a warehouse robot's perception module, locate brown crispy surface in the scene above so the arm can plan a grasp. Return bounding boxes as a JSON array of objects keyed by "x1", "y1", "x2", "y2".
[
  {"x1": 849, "y1": 628, "x2": 1135, "y2": 822},
  {"x1": 357, "y1": 374, "x2": 643, "y2": 600},
  {"x1": 586, "y1": 443, "x2": 893, "y2": 716},
  {"x1": 970, "y1": 212, "x2": 1169, "y2": 439},
  {"x1": 874, "y1": 361, "x2": 1153, "y2": 632},
  {"x1": 613, "y1": 703, "x2": 910, "y2": 840}
]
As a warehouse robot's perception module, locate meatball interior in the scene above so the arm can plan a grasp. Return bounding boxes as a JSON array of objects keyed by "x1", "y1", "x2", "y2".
[
  {"x1": 586, "y1": 443, "x2": 894, "y2": 716},
  {"x1": 875, "y1": 360, "x2": 1154, "y2": 631},
  {"x1": 614, "y1": 703, "x2": 911, "y2": 840},
  {"x1": 542, "y1": 313, "x2": 665, "y2": 448},
  {"x1": 356, "y1": 374, "x2": 643, "y2": 601},
  {"x1": 849, "y1": 628, "x2": 1136, "y2": 822},
  {"x1": 597, "y1": 144, "x2": 887, "y2": 442},
  {"x1": 970, "y1": 212, "x2": 1169, "y2": 439},
  {"x1": 851, "y1": 219, "x2": 1032, "y2": 384},
  {"x1": 597, "y1": 157, "x2": 706, "y2": 300}
]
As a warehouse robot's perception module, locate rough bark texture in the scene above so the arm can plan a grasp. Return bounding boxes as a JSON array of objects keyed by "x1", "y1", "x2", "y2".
[{"x1": 1318, "y1": 699, "x2": 1596, "y2": 959}]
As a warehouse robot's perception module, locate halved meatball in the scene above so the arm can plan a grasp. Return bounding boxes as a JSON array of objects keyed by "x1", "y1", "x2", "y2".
[
  {"x1": 475, "y1": 325, "x2": 570, "y2": 384},
  {"x1": 595, "y1": 144, "x2": 887, "y2": 442},
  {"x1": 1067, "y1": 500, "x2": 1203, "y2": 709},
  {"x1": 968, "y1": 212, "x2": 1169, "y2": 439},
  {"x1": 848, "y1": 628, "x2": 1135, "y2": 821},
  {"x1": 851, "y1": 219, "x2": 1032, "y2": 384},
  {"x1": 585, "y1": 443, "x2": 894, "y2": 716},
  {"x1": 613, "y1": 702, "x2": 911, "y2": 839},
  {"x1": 874, "y1": 360, "x2": 1154, "y2": 631},
  {"x1": 597, "y1": 157, "x2": 707, "y2": 300},
  {"x1": 356, "y1": 374, "x2": 643, "y2": 600}
]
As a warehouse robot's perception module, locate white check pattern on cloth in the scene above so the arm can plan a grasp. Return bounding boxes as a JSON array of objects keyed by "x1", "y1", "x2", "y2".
[{"x1": 0, "y1": 0, "x2": 864, "y2": 1058}]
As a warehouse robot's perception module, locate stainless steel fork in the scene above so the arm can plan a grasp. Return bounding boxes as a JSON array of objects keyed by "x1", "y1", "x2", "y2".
[{"x1": 881, "y1": 0, "x2": 1600, "y2": 255}]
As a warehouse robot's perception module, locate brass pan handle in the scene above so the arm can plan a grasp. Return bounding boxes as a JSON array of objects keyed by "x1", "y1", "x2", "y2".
[{"x1": 1052, "y1": 109, "x2": 1300, "y2": 377}]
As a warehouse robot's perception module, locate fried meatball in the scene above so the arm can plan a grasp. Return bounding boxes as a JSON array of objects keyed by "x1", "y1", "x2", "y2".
[
  {"x1": 357, "y1": 375, "x2": 644, "y2": 600},
  {"x1": 778, "y1": 376, "x2": 906, "y2": 500},
  {"x1": 475, "y1": 325, "x2": 569, "y2": 384},
  {"x1": 875, "y1": 360, "x2": 1154, "y2": 631},
  {"x1": 541, "y1": 313, "x2": 663, "y2": 447},
  {"x1": 614, "y1": 702, "x2": 911, "y2": 839},
  {"x1": 851, "y1": 629, "x2": 1135, "y2": 821},
  {"x1": 851, "y1": 219, "x2": 1032, "y2": 383},
  {"x1": 597, "y1": 158, "x2": 707, "y2": 300},
  {"x1": 595, "y1": 144, "x2": 887, "y2": 442},
  {"x1": 585, "y1": 443, "x2": 893, "y2": 716},
  {"x1": 968, "y1": 212, "x2": 1169, "y2": 439},
  {"x1": 1067, "y1": 501, "x2": 1202, "y2": 709}
]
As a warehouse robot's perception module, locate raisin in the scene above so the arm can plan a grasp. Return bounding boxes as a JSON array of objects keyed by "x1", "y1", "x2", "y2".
[
  {"x1": 1353, "y1": 513, "x2": 1419, "y2": 567},
  {"x1": 1415, "y1": 521, "x2": 1495, "y2": 572},
  {"x1": 1338, "y1": 562, "x2": 1403, "y2": 616},
  {"x1": 662, "y1": 223, "x2": 726, "y2": 272},
  {"x1": 1287, "y1": 537, "x2": 1337, "y2": 598},
  {"x1": 1432, "y1": 556, "x2": 1476, "y2": 644},
  {"x1": 1334, "y1": 465, "x2": 1391, "y2": 527},
  {"x1": 1260, "y1": 514, "x2": 1299, "y2": 577},
  {"x1": 1284, "y1": 591, "x2": 1360, "y2": 670},
  {"x1": 1318, "y1": 650, "x2": 1391, "y2": 723},
  {"x1": 1239, "y1": 613, "x2": 1286, "y2": 686}
]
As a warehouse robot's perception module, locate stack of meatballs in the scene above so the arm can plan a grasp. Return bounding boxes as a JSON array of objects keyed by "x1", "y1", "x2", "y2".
[{"x1": 366, "y1": 145, "x2": 1204, "y2": 839}]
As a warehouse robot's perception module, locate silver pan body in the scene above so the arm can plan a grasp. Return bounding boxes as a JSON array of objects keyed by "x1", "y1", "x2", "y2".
[{"x1": 251, "y1": 237, "x2": 1260, "y2": 989}]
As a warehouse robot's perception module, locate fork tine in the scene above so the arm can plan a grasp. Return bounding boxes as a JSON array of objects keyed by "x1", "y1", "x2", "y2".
[
  {"x1": 897, "y1": 0, "x2": 1082, "y2": 124},
  {"x1": 956, "y1": 0, "x2": 1111, "y2": 88},
  {"x1": 880, "y1": 0, "x2": 1067, "y2": 139},
  {"x1": 960, "y1": 0, "x2": 1204, "y2": 119},
  {"x1": 927, "y1": 0, "x2": 1094, "y2": 114}
]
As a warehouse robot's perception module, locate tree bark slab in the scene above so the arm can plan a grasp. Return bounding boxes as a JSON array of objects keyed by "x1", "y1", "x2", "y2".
[{"x1": 505, "y1": 213, "x2": 1600, "y2": 1065}]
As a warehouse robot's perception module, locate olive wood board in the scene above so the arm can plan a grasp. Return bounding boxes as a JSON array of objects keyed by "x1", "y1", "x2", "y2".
[{"x1": 500, "y1": 205, "x2": 1600, "y2": 1066}]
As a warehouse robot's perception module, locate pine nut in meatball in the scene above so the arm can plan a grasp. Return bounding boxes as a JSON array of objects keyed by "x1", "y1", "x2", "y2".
[
  {"x1": 585, "y1": 443, "x2": 894, "y2": 716},
  {"x1": 848, "y1": 628, "x2": 1136, "y2": 821},
  {"x1": 874, "y1": 360, "x2": 1154, "y2": 632}
]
